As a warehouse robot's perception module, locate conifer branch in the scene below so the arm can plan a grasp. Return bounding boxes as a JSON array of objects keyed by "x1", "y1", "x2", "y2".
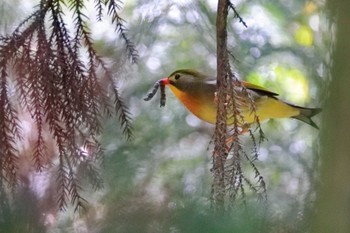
[
  {"x1": 212, "y1": 0, "x2": 266, "y2": 210},
  {"x1": 107, "y1": 0, "x2": 139, "y2": 63},
  {"x1": 228, "y1": 1, "x2": 248, "y2": 28},
  {"x1": 0, "y1": 0, "x2": 136, "y2": 211}
]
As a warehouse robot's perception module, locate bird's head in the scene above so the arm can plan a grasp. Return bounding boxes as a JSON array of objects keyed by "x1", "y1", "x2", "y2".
[{"x1": 160, "y1": 69, "x2": 210, "y2": 91}]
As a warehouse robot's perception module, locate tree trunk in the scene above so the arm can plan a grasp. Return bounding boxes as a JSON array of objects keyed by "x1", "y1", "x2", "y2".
[{"x1": 311, "y1": 1, "x2": 350, "y2": 232}]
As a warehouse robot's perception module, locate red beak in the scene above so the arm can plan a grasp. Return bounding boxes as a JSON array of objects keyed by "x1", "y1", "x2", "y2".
[{"x1": 160, "y1": 77, "x2": 170, "y2": 85}]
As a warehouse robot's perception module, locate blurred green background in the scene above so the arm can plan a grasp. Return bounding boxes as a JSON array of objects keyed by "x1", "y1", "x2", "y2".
[{"x1": 0, "y1": 0, "x2": 330, "y2": 232}]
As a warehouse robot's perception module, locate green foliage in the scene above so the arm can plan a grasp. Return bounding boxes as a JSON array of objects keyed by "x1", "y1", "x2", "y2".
[
  {"x1": 0, "y1": 0, "x2": 330, "y2": 232},
  {"x1": 78, "y1": 0, "x2": 326, "y2": 232}
]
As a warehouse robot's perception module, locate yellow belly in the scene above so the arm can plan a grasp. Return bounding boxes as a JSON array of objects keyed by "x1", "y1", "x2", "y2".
[
  {"x1": 169, "y1": 85, "x2": 300, "y2": 125},
  {"x1": 244, "y1": 96, "x2": 300, "y2": 123}
]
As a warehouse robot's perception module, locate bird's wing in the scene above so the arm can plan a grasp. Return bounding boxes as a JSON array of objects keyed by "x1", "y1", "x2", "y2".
[
  {"x1": 242, "y1": 81, "x2": 279, "y2": 97},
  {"x1": 203, "y1": 78, "x2": 279, "y2": 97}
]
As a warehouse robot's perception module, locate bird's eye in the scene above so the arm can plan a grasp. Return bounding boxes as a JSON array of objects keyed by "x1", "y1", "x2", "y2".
[{"x1": 174, "y1": 74, "x2": 181, "y2": 80}]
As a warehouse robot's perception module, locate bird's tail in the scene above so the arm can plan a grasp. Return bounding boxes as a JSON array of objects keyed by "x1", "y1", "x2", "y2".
[{"x1": 290, "y1": 105, "x2": 322, "y2": 129}]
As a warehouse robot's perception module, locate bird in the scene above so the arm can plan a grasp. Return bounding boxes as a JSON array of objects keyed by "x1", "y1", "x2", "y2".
[{"x1": 144, "y1": 69, "x2": 321, "y2": 129}]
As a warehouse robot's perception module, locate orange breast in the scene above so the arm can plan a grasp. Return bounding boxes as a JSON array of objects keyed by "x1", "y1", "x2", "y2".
[{"x1": 168, "y1": 85, "x2": 217, "y2": 124}]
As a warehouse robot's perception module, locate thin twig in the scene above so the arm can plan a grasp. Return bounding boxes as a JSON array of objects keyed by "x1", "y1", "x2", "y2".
[{"x1": 228, "y1": 1, "x2": 248, "y2": 28}]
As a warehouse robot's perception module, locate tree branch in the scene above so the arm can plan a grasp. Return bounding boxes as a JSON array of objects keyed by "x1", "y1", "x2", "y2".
[
  {"x1": 212, "y1": 0, "x2": 266, "y2": 211},
  {"x1": 212, "y1": 0, "x2": 230, "y2": 210}
]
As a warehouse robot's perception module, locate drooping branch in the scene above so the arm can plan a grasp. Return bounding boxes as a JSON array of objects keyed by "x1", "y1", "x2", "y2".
[
  {"x1": 0, "y1": 0, "x2": 136, "y2": 211},
  {"x1": 107, "y1": 0, "x2": 139, "y2": 64}
]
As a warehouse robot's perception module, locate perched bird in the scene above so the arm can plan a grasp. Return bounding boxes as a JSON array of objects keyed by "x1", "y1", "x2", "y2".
[{"x1": 145, "y1": 69, "x2": 321, "y2": 129}]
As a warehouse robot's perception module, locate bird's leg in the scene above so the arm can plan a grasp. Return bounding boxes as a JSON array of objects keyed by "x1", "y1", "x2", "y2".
[
  {"x1": 225, "y1": 124, "x2": 249, "y2": 153},
  {"x1": 214, "y1": 91, "x2": 232, "y2": 106},
  {"x1": 240, "y1": 124, "x2": 249, "y2": 134}
]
